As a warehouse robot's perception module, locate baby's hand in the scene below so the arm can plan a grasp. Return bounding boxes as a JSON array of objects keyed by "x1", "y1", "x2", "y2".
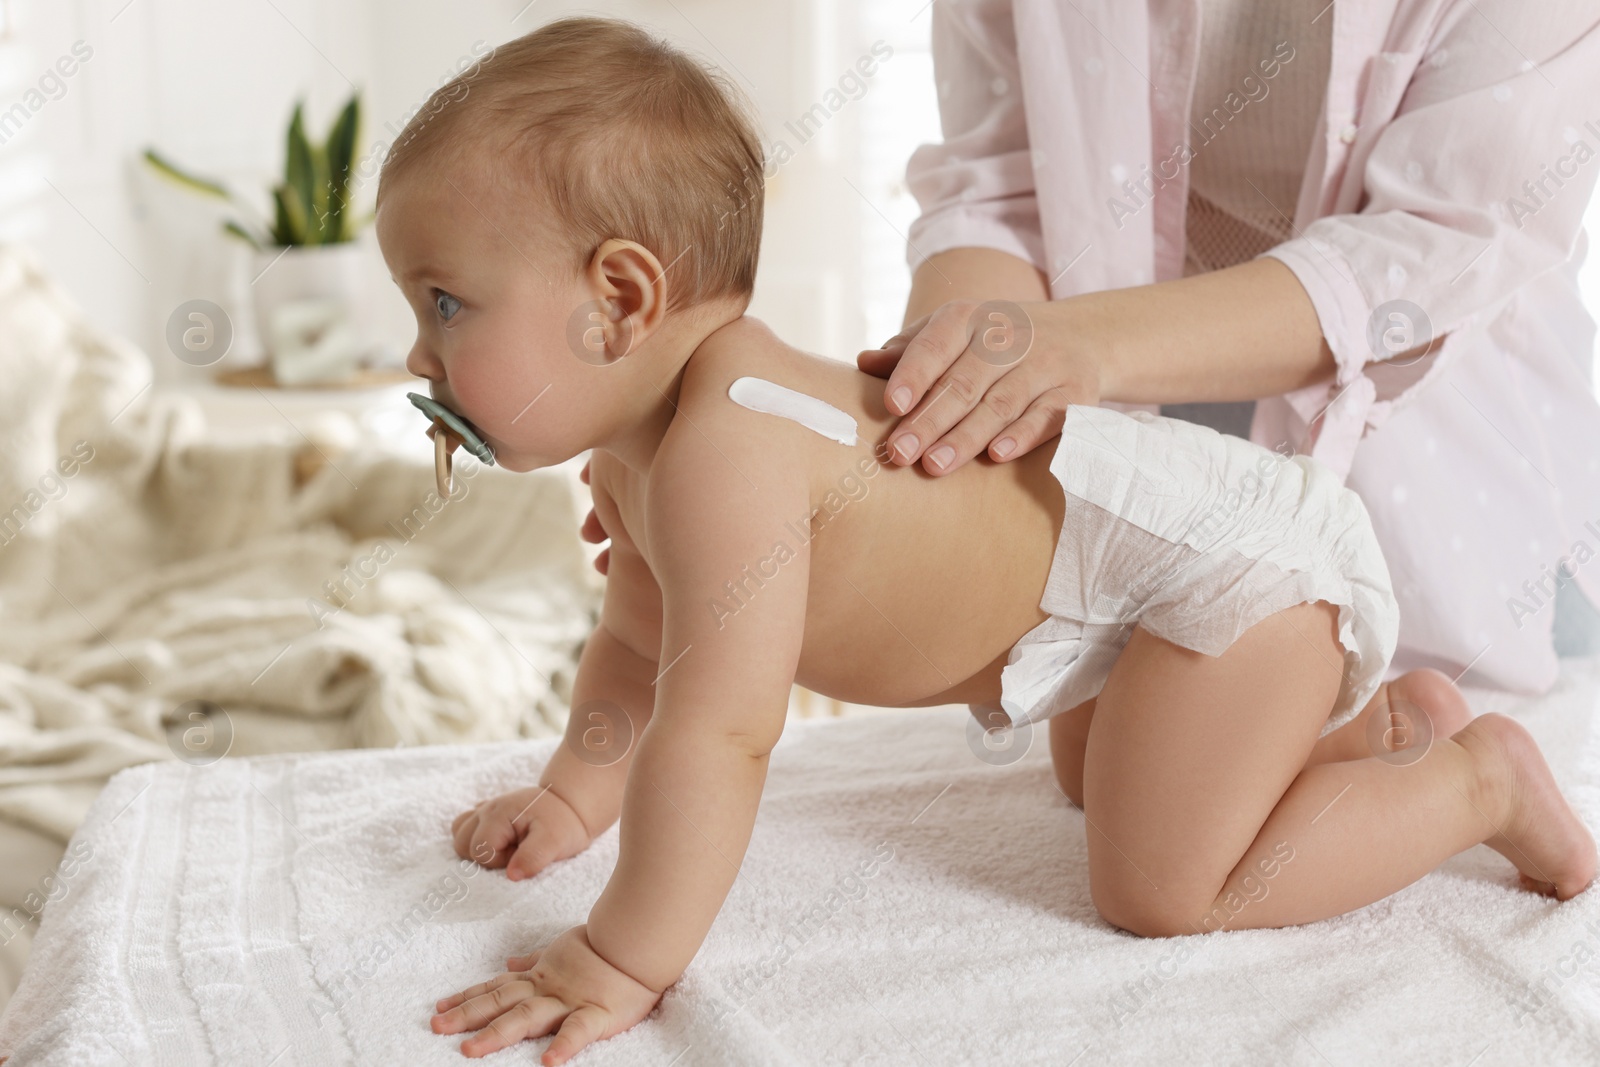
[
  {"x1": 431, "y1": 924, "x2": 661, "y2": 1064},
  {"x1": 451, "y1": 785, "x2": 594, "y2": 881}
]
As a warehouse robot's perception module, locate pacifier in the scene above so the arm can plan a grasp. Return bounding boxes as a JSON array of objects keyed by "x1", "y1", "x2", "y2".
[{"x1": 406, "y1": 392, "x2": 495, "y2": 496}]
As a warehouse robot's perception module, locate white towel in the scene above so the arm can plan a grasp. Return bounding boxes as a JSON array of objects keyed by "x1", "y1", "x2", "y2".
[{"x1": 4, "y1": 656, "x2": 1600, "y2": 1065}]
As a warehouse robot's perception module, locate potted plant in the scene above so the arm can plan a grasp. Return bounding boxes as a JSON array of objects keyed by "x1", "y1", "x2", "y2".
[{"x1": 145, "y1": 93, "x2": 376, "y2": 386}]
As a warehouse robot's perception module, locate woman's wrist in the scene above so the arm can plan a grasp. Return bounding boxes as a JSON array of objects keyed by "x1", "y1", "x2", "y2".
[
  {"x1": 1031, "y1": 292, "x2": 1118, "y2": 409},
  {"x1": 1043, "y1": 258, "x2": 1338, "y2": 406}
]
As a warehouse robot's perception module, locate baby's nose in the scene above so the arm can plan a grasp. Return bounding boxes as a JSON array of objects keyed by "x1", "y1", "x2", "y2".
[{"x1": 405, "y1": 342, "x2": 443, "y2": 381}]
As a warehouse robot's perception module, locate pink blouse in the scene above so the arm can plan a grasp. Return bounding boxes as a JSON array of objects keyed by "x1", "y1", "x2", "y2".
[{"x1": 905, "y1": 0, "x2": 1600, "y2": 693}]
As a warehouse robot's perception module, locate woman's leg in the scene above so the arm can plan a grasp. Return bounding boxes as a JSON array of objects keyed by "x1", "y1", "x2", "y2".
[
  {"x1": 1048, "y1": 667, "x2": 1472, "y2": 809},
  {"x1": 1080, "y1": 602, "x2": 1595, "y2": 938}
]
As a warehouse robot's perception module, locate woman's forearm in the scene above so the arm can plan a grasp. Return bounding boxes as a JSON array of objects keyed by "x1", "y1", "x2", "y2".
[
  {"x1": 902, "y1": 251, "x2": 1339, "y2": 405},
  {"x1": 1061, "y1": 256, "x2": 1338, "y2": 405},
  {"x1": 903, "y1": 246, "x2": 1050, "y2": 327}
]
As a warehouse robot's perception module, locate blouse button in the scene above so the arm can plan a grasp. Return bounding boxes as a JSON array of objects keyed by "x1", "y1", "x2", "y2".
[{"x1": 1339, "y1": 123, "x2": 1358, "y2": 144}]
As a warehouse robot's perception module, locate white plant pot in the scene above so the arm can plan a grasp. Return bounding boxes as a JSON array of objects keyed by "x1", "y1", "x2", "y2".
[{"x1": 250, "y1": 243, "x2": 370, "y2": 386}]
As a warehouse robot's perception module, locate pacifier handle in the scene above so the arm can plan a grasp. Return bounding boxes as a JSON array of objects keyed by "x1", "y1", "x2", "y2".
[
  {"x1": 432, "y1": 420, "x2": 463, "y2": 497},
  {"x1": 406, "y1": 391, "x2": 493, "y2": 498}
]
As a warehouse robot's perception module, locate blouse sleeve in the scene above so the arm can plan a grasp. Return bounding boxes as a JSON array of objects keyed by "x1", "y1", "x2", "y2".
[
  {"x1": 903, "y1": 0, "x2": 1047, "y2": 277},
  {"x1": 1262, "y1": 4, "x2": 1600, "y2": 398}
]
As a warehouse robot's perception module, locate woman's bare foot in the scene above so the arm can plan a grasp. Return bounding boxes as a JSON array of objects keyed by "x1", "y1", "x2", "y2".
[{"x1": 1455, "y1": 713, "x2": 1597, "y2": 900}]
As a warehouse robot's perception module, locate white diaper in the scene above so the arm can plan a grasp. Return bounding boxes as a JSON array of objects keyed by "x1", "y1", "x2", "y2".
[{"x1": 972, "y1": 405, "x2": 1399, "y2": 737}]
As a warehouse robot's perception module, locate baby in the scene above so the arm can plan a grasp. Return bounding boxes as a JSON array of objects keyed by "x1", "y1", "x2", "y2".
[{"x1": 373, "y1": 16, "x2": 1596, "y2": 1065}]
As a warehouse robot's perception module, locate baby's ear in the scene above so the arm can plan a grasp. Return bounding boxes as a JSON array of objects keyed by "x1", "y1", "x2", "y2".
[{"x1": 589, "y1": 238, "x2": 670, "y2": 338}]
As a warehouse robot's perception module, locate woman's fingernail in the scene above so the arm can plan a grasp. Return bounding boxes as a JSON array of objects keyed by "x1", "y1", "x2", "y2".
[
  {"x1": 993, "y1": 437, "x2": 1016, "y2": 459},
  {"x1": 892, "y1": 433, "x2": 918, "y2": 460},
  {"x1": 928, "y1": 445, "x2": 955, "y2": 470},
  {"x1": 890, "y1": 385, "x2": 913, "y2": 413}
]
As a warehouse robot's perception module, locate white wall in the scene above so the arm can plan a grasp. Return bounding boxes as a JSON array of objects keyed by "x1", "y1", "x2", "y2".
[{"x1": 0, "y1": 0, "x2": 936, "y2": 389}]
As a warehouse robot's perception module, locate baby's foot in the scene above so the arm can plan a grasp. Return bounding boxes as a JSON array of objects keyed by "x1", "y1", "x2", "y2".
[
  {"x1": 1456, "y1": 713, "x2": 1597, "y2": 900},
  {"x1": 1384, "y1": 668, "x2": 1472, "y2": 748}
]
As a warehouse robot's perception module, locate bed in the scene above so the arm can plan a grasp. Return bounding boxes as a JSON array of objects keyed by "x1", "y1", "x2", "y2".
[
  {"x1": 0, "y1": 243, "x2": 600, "y2": 1009},
  {"x1": 3, "y1": 654, "x2": 1599, "y2": 1065}
]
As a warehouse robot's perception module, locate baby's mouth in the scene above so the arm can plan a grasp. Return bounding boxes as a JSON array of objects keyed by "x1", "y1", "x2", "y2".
[{"x1": 406, "y1": 392, "x2": 496, "y2": 466}]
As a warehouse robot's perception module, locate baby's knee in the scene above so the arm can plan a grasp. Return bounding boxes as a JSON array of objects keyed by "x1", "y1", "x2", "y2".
[
  {"x1": 1091, "y1": 879, "x2": 1196, "y2": 939},
  {"x1": 1048, "y1": 701, "x2": 1094, "y2": 809}
]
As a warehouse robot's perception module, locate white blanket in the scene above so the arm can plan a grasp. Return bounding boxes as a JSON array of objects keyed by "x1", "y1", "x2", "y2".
[
  {"x1": 0, "y1": 243, "x2": 600, "y2": 1004},
  {"x1": 4, "y1": 655, "x2": 1599, "y2": 1066}
]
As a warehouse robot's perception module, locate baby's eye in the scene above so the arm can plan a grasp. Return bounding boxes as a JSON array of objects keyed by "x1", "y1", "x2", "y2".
[{"x1": 434, "y1": 289, "x2": 462, "y2": 322}]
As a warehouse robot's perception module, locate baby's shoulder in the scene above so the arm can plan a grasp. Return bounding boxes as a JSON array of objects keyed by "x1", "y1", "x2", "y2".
[
  {"x1": 647, "y1": 316, "x2": 818, "y2": 526},
  {"x1": 676, "y1": 315, "x2": 790, "y2": 411},
  {"x1": 661, "y1": 316, "x2": 821, "y2": 465}
]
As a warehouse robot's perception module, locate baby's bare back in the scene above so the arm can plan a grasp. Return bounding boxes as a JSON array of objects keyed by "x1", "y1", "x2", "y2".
[{"x1": 604, "y1": 317, "x2": 1065, "y2": 711}]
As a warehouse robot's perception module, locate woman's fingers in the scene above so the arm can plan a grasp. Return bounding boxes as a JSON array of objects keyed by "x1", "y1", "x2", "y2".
[
  {"x1": 854, "y1": 346, "x2": 902, "y2": 379},
  {"x1": 877, "y1": 298, "x2": 1095, "y2": 475},
  {"x1": 885, "y1": 336, "x2": 1013, "y2": 468},
  {"x1": 909, "y1": 361, "x2": 1041, "y2": 473},
  {"x1": 592, "y1": 547, "x2": 610, "y2": 576},
  {"x1": 990, "y1": 390, "x2": 1072, "y2": 462},
  {"x1": 918, "y1": 361, "x2": 1074, "y2": 473},
  {"x1": 882, "y1": 303, "x2": 981, "y2": 417},
  {"x1": 579, "y1": 508, "x2": 606, "y2": 544}
]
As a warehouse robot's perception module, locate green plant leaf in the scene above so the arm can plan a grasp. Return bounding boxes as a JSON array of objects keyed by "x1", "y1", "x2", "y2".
[
  {"x1": 222, "y1": 219, "x2": 265, "y2": 250},
  {"x1": 323, "y1": 93, "x2": 360, "y2": 242},
  {"x1": 142, "y1": 148, "x2": 231, "y2": 199},
  {"x1": 284, "y1": 102, "x2": 315, "y2": 246},
  {"x1": 272, "y1": 182, "x2": 308, "y2": 246},
  {"x1": 310, "y1": 143, "x2": 332, "y2": 243}
]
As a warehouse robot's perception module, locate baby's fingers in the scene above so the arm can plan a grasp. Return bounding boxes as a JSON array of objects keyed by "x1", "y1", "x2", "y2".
[
  {"x1": 451, "y1": 811, "x2": 508, "y2": 869},
  {"x1": 506, "y1": 824, "x2": 564, "y2": 882},
  {"x1": 506, "y1": 950, "x2": 542, "y2": 970},
  {"x1": 458, "y1": 998, "x2": 567, "y2": 1058},
  {"x1": 433, "y1": 972, "x2": 527, "y2": 1021},
  {"x1": 542, "y1": 1004, "x2": 610, "y2": 1067}
]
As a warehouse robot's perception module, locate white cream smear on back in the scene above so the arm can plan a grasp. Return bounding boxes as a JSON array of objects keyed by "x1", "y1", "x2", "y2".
[{"x1": 727, "y1": 376, "x2": 858, "y2": 446}]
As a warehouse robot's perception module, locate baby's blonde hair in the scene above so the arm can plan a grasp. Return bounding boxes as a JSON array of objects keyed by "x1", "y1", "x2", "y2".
[{"x1": 378, "y1": 16, "x2": 765, "y2": 311}]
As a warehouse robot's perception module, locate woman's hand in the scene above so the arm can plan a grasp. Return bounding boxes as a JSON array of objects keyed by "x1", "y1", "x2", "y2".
[
  {"x1": 431, "y1": 924, "x2": 663, "y2": 1064},
  {"x1": 857, "y1": 297, "x2": 1104, "y2": 476}
]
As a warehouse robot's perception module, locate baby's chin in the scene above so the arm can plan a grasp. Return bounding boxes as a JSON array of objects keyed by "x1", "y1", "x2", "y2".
[{"x1": 480, "y1": 439, "x2": 545, "y2": 473}]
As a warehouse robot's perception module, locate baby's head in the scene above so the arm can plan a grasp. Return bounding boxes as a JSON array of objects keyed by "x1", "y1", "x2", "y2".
[{"x1": 376, "y1": 16, "x2": 764, "y2": 471}]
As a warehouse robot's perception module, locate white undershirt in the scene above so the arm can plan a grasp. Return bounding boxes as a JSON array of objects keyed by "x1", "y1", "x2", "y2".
[{"x1": 1183, "y1": 0, "x2": 1332, "y2": 276}]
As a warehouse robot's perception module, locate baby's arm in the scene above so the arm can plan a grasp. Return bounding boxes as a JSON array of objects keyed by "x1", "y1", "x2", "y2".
[
  {"x1": 451, "y1": 464, "x2": 664, "y2": 879},
  {"x1": 583, "y1": 405, "x2": 812, "y2": 992},
  {"x1": 432, "y1": 365, "x2": 813, "y2": 1060}
]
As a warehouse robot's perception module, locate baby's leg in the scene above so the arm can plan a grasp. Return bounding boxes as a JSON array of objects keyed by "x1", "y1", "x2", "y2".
[
  {"x1": 1081, "y1": 602, "x2": 1596, "y2": 938},
  {"x1": 1308, "y1": 668, "x2": 1473, "y2": 764},
  {"x1": 1048, "y1": 667, "x2": 1470, "y2": 808}
]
